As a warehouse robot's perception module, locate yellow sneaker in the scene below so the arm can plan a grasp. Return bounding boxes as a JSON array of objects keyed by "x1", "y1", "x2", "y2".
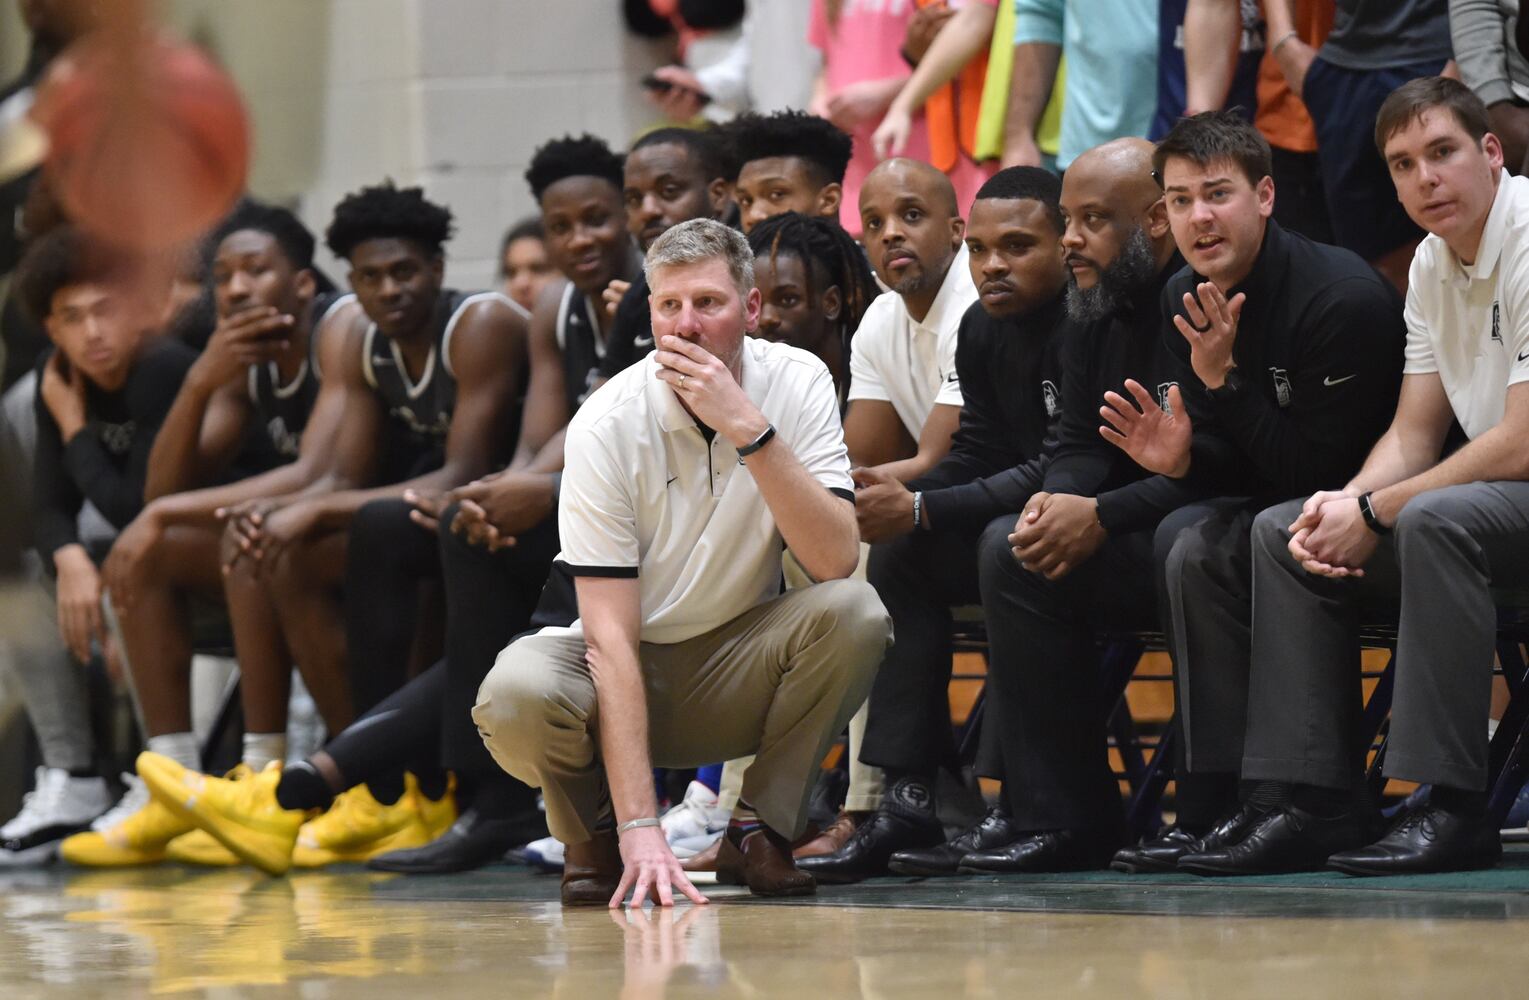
[
  {"x1": 292, "y1": 775, "x2": 437, "y2": 868},
  {"x1": 136, "y1": 752, "x2": 306, "y2": 876},
  {"x1": 58, "y1": 775, "x2": 192, "y2": 867},
  {"x1": 416, "y1": 773, "x2": 457, "y2": 841},
  {"x1": 164, "y1": 766, "x2": 253, "y2": 866}
]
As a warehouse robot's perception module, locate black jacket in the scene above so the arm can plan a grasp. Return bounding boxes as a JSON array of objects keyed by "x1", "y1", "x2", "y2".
[
  {"x1": 1161, "y1": 220, "x2": 1405, "y2": 499},
  {"x1": 914, "y1": 292, "x2": 1068, "y2": 532},
  {"x1": 1044, "y1": 253, "x2": 1232, "y2": 534},
  {"x1": 31, "y1": 339, "x2": 195, "y2": 562}
]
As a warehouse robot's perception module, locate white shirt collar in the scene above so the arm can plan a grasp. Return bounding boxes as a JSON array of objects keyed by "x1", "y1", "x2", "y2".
[{"x1": 1444, "y1": 171, "x2": 1516, "y2": 288}]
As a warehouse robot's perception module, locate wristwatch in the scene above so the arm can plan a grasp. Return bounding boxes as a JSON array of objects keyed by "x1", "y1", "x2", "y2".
[
  {"x1": 1358, "y1": 491, "x2": 1391, "y2": 536},
  {"x1": 1207, "y1": 366, "x2": 1245, "y2": 401}
]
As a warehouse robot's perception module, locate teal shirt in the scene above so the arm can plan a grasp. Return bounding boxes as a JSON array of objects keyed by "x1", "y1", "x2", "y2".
[{"x1": 1014, "y1": 0, "x2": 1158, "y2": 169}]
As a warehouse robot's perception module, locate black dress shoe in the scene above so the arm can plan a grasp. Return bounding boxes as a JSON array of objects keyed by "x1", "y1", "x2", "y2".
[
  {"x1": 888, "y1": 807, "x2": 1017, "y2": 877},
  {"x1": 1326, "y1": 805, "x2": 1502, "y2": 876},
  {"x1": 1111, "y1": 804, "x2": 1267, "y2": 874},
  {"x1": 956, "y1": 829, "x2": 1121, "y2": 874},
  {"x1": 793, "y1": 809, "x2": 943, "y2": 883},
  {"x1": 366, "y1": 807, "x2": 549, "y2": 874},
  {"x1": 1177, "y1": 805, "x2": 1366, "y2": 876}
]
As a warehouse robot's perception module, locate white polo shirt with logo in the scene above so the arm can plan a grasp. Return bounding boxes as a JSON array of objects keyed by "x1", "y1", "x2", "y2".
[
  {"x1": 846, "y1": 244, "x2": 975, "y2": 439},
  {"x1": 1404, "y1": 172, "x2": 1529, "y2": 439},
  {"x1": 548, "y1": 335, "x2": 854, "y2": 645}
]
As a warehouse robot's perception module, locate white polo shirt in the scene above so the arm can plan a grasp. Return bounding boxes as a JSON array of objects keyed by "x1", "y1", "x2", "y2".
[
  {"x1": 846, "y1": 244, "x2": 975, "y2": 439},
  {"x1": 1404, "y1": 172, "x2": 1529, "y2": 439},
  {"x1": 548, "y1": 336, "x2": 853, "y2": 645}
]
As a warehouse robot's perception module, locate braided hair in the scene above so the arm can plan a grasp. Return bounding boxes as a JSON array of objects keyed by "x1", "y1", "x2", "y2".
[{"x1": 747, "y1": 212, "x2": 879, "y2": 379}]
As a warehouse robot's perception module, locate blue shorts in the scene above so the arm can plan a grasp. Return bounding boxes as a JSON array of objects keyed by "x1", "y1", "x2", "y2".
[{"x1": 1301, "y1": 56, "x2": 1447, "y2": 261}]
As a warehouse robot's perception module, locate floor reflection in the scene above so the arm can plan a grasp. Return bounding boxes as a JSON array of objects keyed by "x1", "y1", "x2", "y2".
[{"x1": 1, "y1": 867, "x2": 1527, "y2": 998}]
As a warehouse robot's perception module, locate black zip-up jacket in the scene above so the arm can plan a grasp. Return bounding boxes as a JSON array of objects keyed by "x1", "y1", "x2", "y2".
[
  {"x1": 1045, "y1": 252, "x2": 1235, "y2": 533},
  {"x1": 1162, "y1": 220, "x2": 1405, "y2": 500},
  {"x1": 913, "y1": 292, "x2": 1068, "y2": 532}
]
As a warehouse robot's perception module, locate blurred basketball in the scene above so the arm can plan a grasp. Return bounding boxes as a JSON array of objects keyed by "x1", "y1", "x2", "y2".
[{"x1": 31, "y1": 34, "x2": 250, "y2": 252}]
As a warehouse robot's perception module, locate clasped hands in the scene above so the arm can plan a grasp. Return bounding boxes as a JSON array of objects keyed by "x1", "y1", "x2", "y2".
[{"x1": 1286, "y1": 489, "x2": 1378, "y2": 578}]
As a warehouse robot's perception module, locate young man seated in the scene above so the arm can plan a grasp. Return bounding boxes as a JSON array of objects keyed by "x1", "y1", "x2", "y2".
[
  {"x1": 140, "y1": 136, "x2": 647, "y2": 877},
  {"x1": 1097, "y1": 112, "x2": 1406, "y2": 875},
  {"x1": 57, "y1": 204, "x2": 363, "y2": 868},
  {"x1": 725, "y1": 109, "x2": 853, "y2": 235},
  {"x1": 955, "y1": 140, "x2": 1221, "y2": 874},
  {"x1": 473, "y1": 219, "x2": 892, "y2": 907},
  {"x1": 798, "y1": 166, "x2": 1073, "y2": 881},
  {"x1": 131, "y1": 183, "x2": 527, "y2": 876},
  {"x1": 0, "y1": 227, "x2": 194, "y2": 865},
  {"x1": 1177, "y1": 78, "x2": 1529, "y2": 877}
]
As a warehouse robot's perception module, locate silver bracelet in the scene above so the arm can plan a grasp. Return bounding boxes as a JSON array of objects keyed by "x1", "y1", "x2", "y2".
[
  {"x1": 617, "y1": 817, "x2": 661, "y2": 835},
  {"x1": 912, "y1": 491, "x2": 923, "y2": 529},
  {"x1": 1271, "y1": 29, "x2": 1300, "y2": 55}
]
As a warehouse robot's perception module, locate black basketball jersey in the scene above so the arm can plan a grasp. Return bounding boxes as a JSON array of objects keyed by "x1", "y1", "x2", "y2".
[
  {"x1": 555, "y1": 283, "x2": 608, "y2": 412},
  {"x1": 246, "y1": 291, "x2": 353, "y2": 460},
  {"x1": 362, "y1": 289, "x2": 512, "y2": 473}
]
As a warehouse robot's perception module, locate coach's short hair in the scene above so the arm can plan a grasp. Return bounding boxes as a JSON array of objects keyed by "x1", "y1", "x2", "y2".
[
  {"x1": 1374, "y1": 76, "x2": 1490, "y2": 156},
  {"x1": 1153, "y1": 110, "x2": 1273, "y2": 188},
  {"x1": 644, "y1": 218, "x2": 754, "y2": 299}
]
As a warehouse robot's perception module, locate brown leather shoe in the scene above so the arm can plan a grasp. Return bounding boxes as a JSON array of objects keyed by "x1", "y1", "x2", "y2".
[
  {"x1": 680, "y1": 837, "x2": 722, "y2": 873},
  {"x1": 717, "y1": 827, "x2": 816, "y2": 897},
  {"x1": 793, "y1": 810, "x2": 867, "y2": 859},
  {"x1": 561, "y1": 830, "x2": 622, "y2": 906}
]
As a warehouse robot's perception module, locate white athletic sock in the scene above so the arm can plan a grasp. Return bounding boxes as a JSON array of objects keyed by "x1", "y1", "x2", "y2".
[
  {"x1": 242, "y1": 733, "x2": 287, "y2": 772},
  {"x1": 146, "y1": 732, "x2": 201, "y2": 772}
]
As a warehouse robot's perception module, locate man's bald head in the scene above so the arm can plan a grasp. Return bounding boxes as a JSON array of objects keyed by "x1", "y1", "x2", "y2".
[
  {"x1": 1068, "y1": 138, "x2": 1162, "y2": 211},
  {"x1": 861, "y1": 158, "x2": 960, "y2": 220},
  {"x1": 857, "y1": 158, "x2": 965, "y2": 308},
  {"x1": 1060, "y1": 138, "x2": 1172, "y2": 321}
]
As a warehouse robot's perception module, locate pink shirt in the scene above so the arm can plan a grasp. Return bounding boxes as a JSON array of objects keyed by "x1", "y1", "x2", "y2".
[{"x1": 809, "y1": 0, "x2": 997, "y2": 235}]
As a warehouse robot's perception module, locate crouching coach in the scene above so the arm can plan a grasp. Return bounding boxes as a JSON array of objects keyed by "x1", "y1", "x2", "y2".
[{"x1": 473, "y1": 218, "x2": 891, "y2": 908}]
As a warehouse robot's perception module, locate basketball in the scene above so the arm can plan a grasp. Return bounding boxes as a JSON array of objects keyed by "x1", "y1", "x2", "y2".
[{"x1": 31, "y1": 34, "x2": 249, "y2": 252}]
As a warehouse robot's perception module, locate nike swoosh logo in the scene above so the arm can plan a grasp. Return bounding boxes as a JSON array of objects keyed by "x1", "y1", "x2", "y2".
[
  {"x1": 944, "y1": 373, "x2": 958, "y2": 383},
  {"x1": 634, "y1": 336, "x2": 655, "y2": 348},
  {"x1": 666, "y1": 476, "x2": 679, "y2": 487},
  {"x1": 1323, "y1": 374, "x2": 1358, "y2": 387},
  {"x1": 1518, "y1": 349, "x2": 1529, "y2": 362}
]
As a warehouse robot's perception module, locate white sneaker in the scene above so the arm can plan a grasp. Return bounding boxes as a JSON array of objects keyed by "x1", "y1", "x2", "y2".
[
  {"x1": 89, "y1": 774, "x2": 153, "y2": 832},
  {"x1": 660, "y1": 781, "x2": 727, "y2": 858},
  {"x1": 522, "y1": 834, "x2": 565, "y2": 872},
  {"x1": 0, "y1": 767, "x2": 112, "y2": 866}
]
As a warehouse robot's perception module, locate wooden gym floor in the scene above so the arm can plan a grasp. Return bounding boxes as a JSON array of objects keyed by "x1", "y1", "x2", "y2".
[{"x1": 3, "y1": 850, "x2": 1528, "y2": 998}]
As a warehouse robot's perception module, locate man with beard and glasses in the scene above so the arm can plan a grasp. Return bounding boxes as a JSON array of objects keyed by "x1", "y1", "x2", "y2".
[
  {"x1": 1098, "y1": 111, "x2": 1405, "y2": 876},
  {"x1": 951, "y1": 139, "x2": 1230, "y2": 874},
  {"x1": 797, "y1": 167, "x2": 1073, "y2": 882}
]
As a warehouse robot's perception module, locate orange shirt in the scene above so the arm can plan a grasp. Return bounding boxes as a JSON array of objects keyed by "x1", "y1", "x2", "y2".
[{"x1": 1255, "y1": 0, "x2": 1336, "y2": 153}]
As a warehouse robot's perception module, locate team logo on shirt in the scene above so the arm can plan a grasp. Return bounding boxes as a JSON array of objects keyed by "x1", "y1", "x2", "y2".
[
  {"x1": 391, "y1": 405, "x2": 450, "y2": 439},
  {"x1": 1493, "y1": 301, "x2": 1502, "y2": 343},
  {"x1": 1041, "y1": 380, "x2": 1059, "y2": 418},
  {"x1": 1157, "y1": 382, "x2": 1178, "y2": 416},
  {"x1": 267, "y1": 416, "x2": 301, "y2": 459},
  {"x1": 96, "y1": 420, "x2": 136, "y2": 455},
  {"x1": 1270, "y1": 368, "x2": 1292, "y2": 408}
]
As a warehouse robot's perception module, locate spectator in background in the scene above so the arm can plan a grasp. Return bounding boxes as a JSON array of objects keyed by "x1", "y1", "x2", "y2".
[
  {"x1": 870, "y1": 0, "x2": 1001, "y2": 215},
  {"x1": 1005, "y1": 0, "x2": 1159, "y2": 171},
  {"x1": 644, "y1": 0, "x2": 822, "y2": 119},
  {"x1": 1451, "y1": 0, "x2": 1529, "y2": 174},
  {"x1": 1183, "y1": 2, "x2": 1337, "y2": 242},
  {"x1": 1157, "y1": 0, "x2": 1266, "y2": 135},
  {"x1": 498, "y1": 218, "x2": 557, "y2": 315},
  {"x1": 1262, "y1": 0, "x2": 1454, "y2": 291}
]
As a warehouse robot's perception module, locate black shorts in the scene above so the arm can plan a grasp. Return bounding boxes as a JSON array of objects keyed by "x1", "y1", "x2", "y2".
[{"x1": 1302, "y1": 56, "x2": 1447, "y2": 261}]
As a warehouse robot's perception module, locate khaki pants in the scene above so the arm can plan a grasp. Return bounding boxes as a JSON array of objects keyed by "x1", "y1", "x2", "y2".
[
  {"x1": 719, "y1": 545, "x2": 885, "y2": 814},
  {"x1": 473, "y1": 578, "x2": 891, "y2": 844}
]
